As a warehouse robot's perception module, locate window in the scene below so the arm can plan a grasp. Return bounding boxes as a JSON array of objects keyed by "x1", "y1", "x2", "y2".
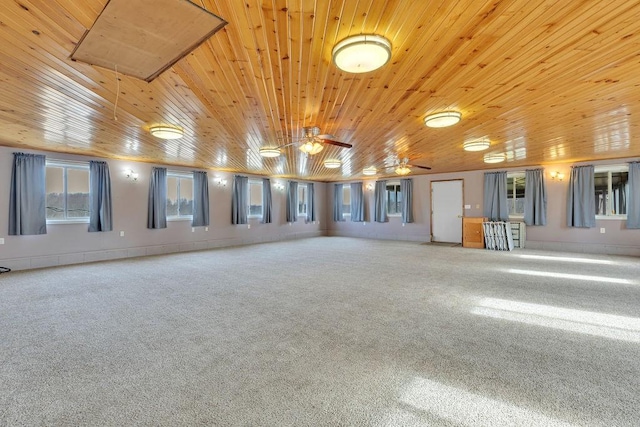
[
  {"x1": 595, "y1": 165, "x2": 628, "y2": 217},
  {"x1": 167, "y1": 172, "x2": 194, "y2": 218},
  {"x1": 248, "y1": 179, "x2": 263, "y2": 218},
  {"x1": 343, "y1": 185, "x2": 351, "y2": 216},
  {"x1": 298, "y1": 183, "x2": 307, "y2": 216},
  {"x1": 507, "y1": 172, "x2": 525, "y2": 217},
  {"x1": 386, "y1": 182, "x2": 401, "y2": 215},
  {"x1": 46, "y1": 161, "x2": 90, "y2": 222}
]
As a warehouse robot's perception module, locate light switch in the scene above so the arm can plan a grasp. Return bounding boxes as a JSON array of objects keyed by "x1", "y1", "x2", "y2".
[{"x1": 464, "y1": 204, "x2": 471, "y2": 209}]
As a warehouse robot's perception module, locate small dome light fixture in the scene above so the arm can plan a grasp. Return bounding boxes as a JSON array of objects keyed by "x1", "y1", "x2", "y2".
[
  {"x1": 259, "y1": 147, "x2": 281, "y2": 158},
  {"x1": 332, "y1": 34, "x2": 392, "y2": 74},
  {"x1": 424, "y1": 111, "x2": 461, "y2": 128},
  {"x1": 483, "y1": 153, "x2": 506, "y2": 164},
  {"x1": 149, "y1": 124, "x2": 183, "y2": 139},
  {"x1": 323, "y1": 159, "x2": 342, "y2": 168},
  {"x1": 362, "y1": 166, "x2": 377, "y2": 176},
  {"x1": 463, "y1": 137, "x2": 490, "y2": 151}
]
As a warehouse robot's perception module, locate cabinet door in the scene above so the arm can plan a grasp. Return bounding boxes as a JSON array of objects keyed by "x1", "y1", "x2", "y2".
[{"x1": 463, "y1": 218, "x2": 485, "y2": 248}]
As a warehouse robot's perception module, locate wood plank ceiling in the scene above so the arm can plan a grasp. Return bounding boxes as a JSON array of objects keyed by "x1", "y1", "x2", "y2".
[{"x1": 1, "y1": 0, "x2": 639, "y2": 181}]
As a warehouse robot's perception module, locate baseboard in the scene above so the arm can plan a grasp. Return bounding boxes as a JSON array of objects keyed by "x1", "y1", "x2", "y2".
[
  {"x1": 525, "y1": 240, "x2": 640, "y2": 256},
  {"x1": 0, "y1": 231, "x2": 326, "y2": 271}
]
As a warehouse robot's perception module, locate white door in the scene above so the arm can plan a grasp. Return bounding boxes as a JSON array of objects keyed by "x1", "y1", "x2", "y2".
[{"x1": 431, "y1": 180, "x2": 463, "y2": 243}]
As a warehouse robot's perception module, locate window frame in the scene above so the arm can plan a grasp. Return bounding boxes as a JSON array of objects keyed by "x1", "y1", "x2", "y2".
[
  {"x1": 507, "y1": 171, "x2": 526, "y2": 219},
  {"x1": 166, "y1": 171, "x2": 194, "y2": 221},
  {"x1": 247, "y1": 178, "x2": 263, "y2": 219},
  {"x1": 594, "y1": 164, "x2": 628, "y2": 220},
  {"x1": 297, "y1": 183, "x2": 308, "y2": 217},
  {"x1": 342, "y1": 184, "x2": 351, "y2": 218},
  {"x1": 386, "y1": 181, "x2": 402, "y2": 217},
  {"x1": 45, "y1": 160, "x2": 91, "y2": 224}
]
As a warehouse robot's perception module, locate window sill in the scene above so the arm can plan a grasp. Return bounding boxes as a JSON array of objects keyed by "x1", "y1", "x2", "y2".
[
  {"x1": 167, "y1": 216, "x2": 193, "y2": 222},
  {"x1": 47, "y1": 219, "x2": 89, "y2": 225},
  {"x1": 388, "y1": 214, "x2": 401, "y2": 218},
  {"x1": 596, "y1": 215, "x2": 627, "y2": 221}
]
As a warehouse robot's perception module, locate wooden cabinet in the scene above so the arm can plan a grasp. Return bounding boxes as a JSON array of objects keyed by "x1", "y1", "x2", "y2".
[{"x1": 462, "y1": 217, "x2": 486, "y2": 248}]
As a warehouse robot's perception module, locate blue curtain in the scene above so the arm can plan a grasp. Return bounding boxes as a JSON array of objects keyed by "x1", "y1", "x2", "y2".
[
  {"x1": 483, "y1": 171, "x2": 508, "y2": 221},
  {"x1": 88, "y1": 160, "x2": 113, "y2": 232},
  {"x1": 567, "y1": 165, "x2": 595, "y2": 227},
  {"x1": 192, "y1": 171, "x2": 209, "y2": 227},
  {"x1": 626, "y1": 162, "x2": 640, "y2": 228},
  {"x1": 374, "y1": 180, "x2": 388, "y2": 223},
  {"x1": 350, "y1": 182, "x2": 365, "y2": 222},
  {"x1": 524, "y1": 169, "x2": 547, "y2": 226},
  {"x1": 9, "y1": 153, "x2": 47, "y2": 235},
  {"x1": 147, "y1": 167, "x2": 167, "y2": 229},
  {"x1": 262, "y1": 178, "x2": 272, "y2": 224},
  {"x1": 333, "y1": 183, "x2": 344, "y2": 221},
  {"x1": 401, "y1": 178, "x2": 414, "y2": 223},
  {"x1": 232, "y1": 175, "x2": 248, "y2": 225},
  {"x1": 306, "y1": 183, "x2": 316, "y2": 223},
  {"x1": 286, "y1": 181, "x2": 298, "y2": 222}
]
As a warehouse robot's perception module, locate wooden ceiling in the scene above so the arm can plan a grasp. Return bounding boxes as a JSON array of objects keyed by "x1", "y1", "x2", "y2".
[{"x1": 1, "y1": 0, "x2": 639, "y2": 181}]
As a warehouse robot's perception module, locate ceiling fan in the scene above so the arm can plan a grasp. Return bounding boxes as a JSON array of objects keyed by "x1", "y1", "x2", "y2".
[
  {"x1": 259, "y1": 126, "x2": 352, "y2": 157},
  {"x1": 363, "y1": 157, "x2": 432, "y2": 176}
]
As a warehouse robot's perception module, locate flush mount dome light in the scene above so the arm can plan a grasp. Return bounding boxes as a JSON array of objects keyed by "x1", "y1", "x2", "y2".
[
  {"x1": 362, "y1": 167, "x2": 377, "y2": 176},
  {"x1": 424, "y1": 111, "x2": 461, "y2": 128},
  {"x1": 483, "y1": 153, "x2": 506, "y2": 164},
  {"x1": 149, "y1": 124, "x2": 183, "y2": 139},
  {"x1": 259, "y1": 147, "x2": 281, "y2": 158},
  {"x1": 323, "y1": 159, "x2": 342, "y2": 168},
  {"x1": 463, "y1": 138, "x2": 490, "y2": 151},
  {"x1": 332, "y1": 34, "x2": 392, "y2": 73}
]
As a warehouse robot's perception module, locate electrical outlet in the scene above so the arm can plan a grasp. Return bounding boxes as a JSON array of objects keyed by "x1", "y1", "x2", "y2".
[
  {"x1": 247, "y1": 224, "x2": 251, "y2": 229},
  {"x1": 119, "y1": 231, "x2": 125, "y2": 237},
  {"x1": 600, "y1": 227, "x2": 605, "y2": 234},
  {"x1": 191, "y1": 227, "x2": 195, "y2": 233},
  {"x1": 476, "y1": 204, "x2": 480, "y2": 209},
  {"x1": 402, "y1": 223, "x2": 405, "y2": 227},
  {"x1": 0, "y1": 238, "x2": 4, "y2": 244},
  {"x1": 205, "y1": 227, "x2": 209, "y2": 231}
]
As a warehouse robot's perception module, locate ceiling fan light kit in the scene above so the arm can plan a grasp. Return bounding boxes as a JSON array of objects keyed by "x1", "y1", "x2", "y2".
[
  {"x1": 483, "y1": 153, "x2": 506, "y2": 164},
  {"x1": 424, "y1": 111, "x2": 461, "y2": 128},
  {"x1": 395, "y1": 165, "x2": 412, "y2": 175},
  {"x1": 299, "y1": 141, "x2": 324, "y2": 155},
  {"x1": 332, "y1": 34, "x2": 392, "y2": 73},
  {"x1": 149, "y1": 124, "x2": 184, "y2": 140},
  {"x1": 323, "y1": 159, "x2": 342, "y2": 168},
  {"x1": 463, "y1": 138, "x2": 490, "y2": 151},
  {"x1": 362, "y1": 167, "x2": 377, "y2": 176},
  {"x1": 259, "y1": 147, "x2": 281, "y2": 158}
]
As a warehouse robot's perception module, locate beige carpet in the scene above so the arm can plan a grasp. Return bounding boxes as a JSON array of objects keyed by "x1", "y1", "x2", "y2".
[{"x1": 0, "y1": 237, "x2": 639, "y2": 426}]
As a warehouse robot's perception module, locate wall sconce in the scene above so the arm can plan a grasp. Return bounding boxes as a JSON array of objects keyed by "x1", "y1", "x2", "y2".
[
  {"x1": 274, "y1": 182, "x2": 285, "y2": 191},
  {"x1": 366, "y1": 183, "x2": 374, "y2": 191},
  {"x1": 214, "y1": 177, "x2": 227, "y2": 187},
  {"x1": 550, "y1": 171, "x2": 564, "y2": 181},
  {"x1": 125, "y1": 169, "x2": 138, "y2": 181}
]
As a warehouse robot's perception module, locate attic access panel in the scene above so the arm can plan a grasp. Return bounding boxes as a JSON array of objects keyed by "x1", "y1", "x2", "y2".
[{"x1": 71, "y1": 0, "x2": 227, "y2": 82}]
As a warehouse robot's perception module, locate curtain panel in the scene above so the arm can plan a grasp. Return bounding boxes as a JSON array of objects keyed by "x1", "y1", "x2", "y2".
[
  {"x1": 333, "y1": 183, "x2": 344, "y2": 222},
  {"x1": 400, "y1": 178, "x2": 414, "y2": 223},
  {"x1": 524, "y1": 168, "x2": 547, "y2": 226},
  {"x1": 626, "y1": 162, "x2": 640, "y2": 228},
  {"x1": 306, "y1": 183, "x2": 316, "y2": 223},
  {"x1": 232, "y1": 175, "x2": 248, "y2": 225},
  {"x1": 147, "y1": 167, "x2": 167, "y2": 229},
  {"x1": 88, "y1": 160, "x2": 113, "y2": 232},
  {"x1": 350, "y1": 182, "x2": 365, "y2": 222},
  {"x1": 374, "y1": 180, "x2": 388, "y2": 223},
  {"x1": 286, "y1": 181, "x2": 298, "y2": 222},
  {"x1": 192, "y1": 171, "x2": 209, "y2": 227},
  {"x1": 9, "y1": 152, "x2": 47, "y2": 235},
  {"x1": 483, "y1": 171, "x2": 509, "y2": 221},
  {"x1": 566, "y1": 165, "x2": 596, "y2": 227},
  {"x1": 261, "y1": 178, "x2": 272, "y2": 224}
]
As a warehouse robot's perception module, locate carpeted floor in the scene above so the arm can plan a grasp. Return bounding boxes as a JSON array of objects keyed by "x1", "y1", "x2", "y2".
[{"x1": 0, "y1": 237, "x2": 639, "y2": 426}]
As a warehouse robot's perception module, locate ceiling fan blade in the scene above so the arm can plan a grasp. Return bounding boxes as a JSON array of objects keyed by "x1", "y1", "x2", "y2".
[
  {"x1": 409, "y1": 164, "x2": 432, "y2": 170},
  {"x1": 322, "y1": 139, "x2": 353, "y2": 149}
]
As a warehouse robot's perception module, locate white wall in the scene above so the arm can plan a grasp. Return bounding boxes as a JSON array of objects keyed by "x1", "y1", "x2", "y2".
[{"x1": 0, "y1": 147, "x2": 327, "y2": 270}]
